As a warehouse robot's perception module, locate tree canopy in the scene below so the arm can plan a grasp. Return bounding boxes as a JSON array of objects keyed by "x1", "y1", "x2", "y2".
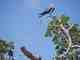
[{"x1": 45, "y1": 14, "x2": 80, "y2": 60}]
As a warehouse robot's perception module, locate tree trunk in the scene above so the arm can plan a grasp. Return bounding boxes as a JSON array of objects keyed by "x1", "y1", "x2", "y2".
[
  {"x1": 0, "y1": 53, "x2": 5, "y2": 60},
  {"x1": 20, "y1": 47, "x2": 41, "y2": 60}
]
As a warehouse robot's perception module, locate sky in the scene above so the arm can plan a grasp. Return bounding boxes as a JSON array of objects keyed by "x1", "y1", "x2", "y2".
[{"x1": 0, "y1": 0, "x2": 80, "y2": 60}]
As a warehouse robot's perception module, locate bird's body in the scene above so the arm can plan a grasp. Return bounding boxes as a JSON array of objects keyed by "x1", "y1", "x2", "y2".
[{"x1": 39, "y1": 4, "x2": 55, "y2": 17}]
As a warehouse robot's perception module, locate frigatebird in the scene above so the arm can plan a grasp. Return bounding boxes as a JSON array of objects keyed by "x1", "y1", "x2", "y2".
[{"x1": 39, "y1": 4, "x2": 55, "y2": 17}]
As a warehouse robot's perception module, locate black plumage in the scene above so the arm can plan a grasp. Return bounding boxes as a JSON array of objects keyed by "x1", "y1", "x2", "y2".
[{"x1": 39, "y1": 7, "x2": 55, "y2": 17}]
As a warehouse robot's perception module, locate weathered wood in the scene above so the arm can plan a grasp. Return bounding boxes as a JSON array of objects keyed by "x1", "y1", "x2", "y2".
[{"x1": 20, "y1": 46, "x2": 41, "y2": 60}]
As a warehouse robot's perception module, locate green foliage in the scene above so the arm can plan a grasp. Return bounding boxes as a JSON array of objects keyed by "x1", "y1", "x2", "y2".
[
  {"x1": 45, "y1": 14, "x2": 70, "y2": 44},
  {"x1": 0, "y1": 39, "x2": 14, "y2": 53},
  {"x1": 69, "y1": 24, "x2": 80, "y2": 44},
  {"x1": 45, "y1": 14, "x2": 80, "y2": 60},
  {"x1": 45, "y1": 30, "x2": 52, "y2": 37},
  {"x1": 60, "y1": 15, "x2": 70, "y2": 25}
]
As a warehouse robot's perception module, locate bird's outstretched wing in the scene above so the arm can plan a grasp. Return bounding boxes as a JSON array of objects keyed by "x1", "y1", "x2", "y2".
[
  {"x1": 39, "y1": 7, "x2": 55, "y2": 18},
  {"x1": 39, "y1": 9, "x2": 49, "y2": 17}
]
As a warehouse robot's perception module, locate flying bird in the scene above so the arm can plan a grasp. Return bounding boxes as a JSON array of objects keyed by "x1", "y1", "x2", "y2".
[{"x1": 39, "y1": 4, "x2": 55, "y2": 17}]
